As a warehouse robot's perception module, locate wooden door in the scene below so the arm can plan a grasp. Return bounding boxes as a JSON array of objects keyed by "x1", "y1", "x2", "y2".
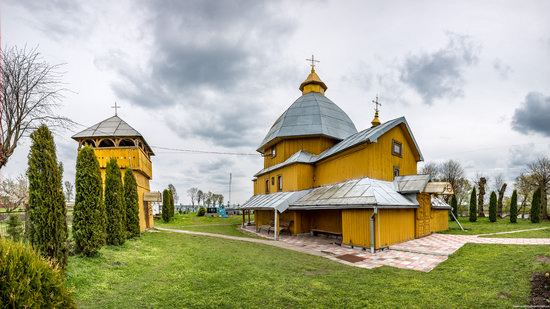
[{"x1": 415, "y1": 193, "x2": 431, "y2": 237}]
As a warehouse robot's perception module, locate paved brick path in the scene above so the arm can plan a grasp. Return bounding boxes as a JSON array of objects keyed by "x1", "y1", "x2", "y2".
[{"x1": 156, "y1": 226, "x2": 550, "y2": 272}]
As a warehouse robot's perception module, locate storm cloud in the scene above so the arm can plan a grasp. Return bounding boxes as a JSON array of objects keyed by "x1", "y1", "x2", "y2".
[
  {"x1": 512, "y1": 92, "x2": 550, "y2": 137},
  {"x1": 399, "y1": 32, "x2": 481, "y2": 104}
]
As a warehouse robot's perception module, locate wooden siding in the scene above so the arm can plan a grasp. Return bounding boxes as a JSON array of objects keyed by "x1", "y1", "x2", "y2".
[
  {"x1": 253, "y1": 164, "x2": 314, "y2": 194},
  {"x1": 342, "y1": 209, "x2": 415, "y2": 249},
  {"x1": 430, "y1": 209, "x2": 449, "y2": 232},
  {"x1": 263, "y1": 137, "x2": 336, "y2": 168},
  {"x1": 254, "y1": 210, "x2": 274, "y2": 229},
  {"x1": 415, "y1": 193, "x2": 432, "y2": 238},
  {"x1": 314, "y1": 126, "x2": 418, "y2": 185},
  {"x1": 94, "y1": 148, "x2": 154, "y2": 231}
]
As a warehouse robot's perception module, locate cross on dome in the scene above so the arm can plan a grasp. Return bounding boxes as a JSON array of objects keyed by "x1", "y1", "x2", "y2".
[
  {"x1": 306, "y1": 54, "x2": 320, "y2": 71},
  {"x1": 111, "y1": 102, "x2": 121, "y2": 116}
]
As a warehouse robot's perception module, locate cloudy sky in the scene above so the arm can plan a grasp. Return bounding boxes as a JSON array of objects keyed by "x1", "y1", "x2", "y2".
[{"x1": 2, "y1": 0, "x2": 550, "y2": 203}]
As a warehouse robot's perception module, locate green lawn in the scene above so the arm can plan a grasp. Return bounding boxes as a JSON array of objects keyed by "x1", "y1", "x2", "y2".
[
  {"x1": 154, "y1": 213, "x2": 256, "y2": 238},
  {"x1": 442, "y1": 217, "x2": 550, "y2": 236},
  {"x1": 66, "y1": 231, "x2": 549, "y2": 308}
]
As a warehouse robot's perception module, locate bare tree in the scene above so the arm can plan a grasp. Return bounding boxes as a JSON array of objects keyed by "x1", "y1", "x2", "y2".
[
  {"x1": 186, "y1": 187, "x2": 198, "y2": 206},
  {"x1": 497, "y1": 183, "x2": 507, "y2": 218},
  {"x1": 439, "y1": 160, "x2": 467, "y2": 202},
  {"x1": 167, "y1": 184, "x2": 179, "y2": 204},
  {"x1": 64, "y1": 181, "x2": 73, "y2": 202},
  {"x1": 493, "y1": 174, "x2": 505, "y2": 193},
  {"x1": 197, "y1": 190, "x2": 204, "y2": 206},
  {"x1": 0, "y1": 174, "x2": 28, "y2": 212},
  {"x1": 218, "y1": 194, "x2": 224, "y2": 206},
  {"x1": 526, "y1": 156, "x2": 550, "y2": 219},
  {"x1": 204, "y1": 191, "x2": 213, "y2": 207},
  {"x1": 419, "y1": 162, "x2": 440, "y2": 180},
  {"x1": 475, "y1": 175, "x2": 488, "y2": 217},
  {"x1": 515, "y1": 173, "x2": 535, "y2": 219},
  {"x1": 0, "y1": 46, "x2": 72, "y2": 169}
]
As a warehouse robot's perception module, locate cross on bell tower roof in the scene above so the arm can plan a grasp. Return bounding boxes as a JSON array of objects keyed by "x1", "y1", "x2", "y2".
[
  {"x1": 111, "y1": 102, "x2": 121, "y2": 116},
  {"x1": 371, "y1": 95, "x2": 381, "y2": 127}
]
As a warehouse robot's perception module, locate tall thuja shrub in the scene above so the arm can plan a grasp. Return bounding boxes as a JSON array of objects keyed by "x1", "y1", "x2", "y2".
[
  {"x1": 489, "y1": 191, "x2": 497, "y2": 222},
  {"x1": 450, "y1": 195, "x2": 458, "y2": 220},
  {"x1": 169, "y1": 189, "x2": 175, "y2": 219},
  {"x1": 469, "y1": 187, "x2": 477, "y2": 222},
  {"x1": 531, "y1": 187, "x2": 541, "y2": 223},
  {"x1": 510, "y1": 189, "x2": 518, "y2": 223},
  {"x1": 73, "y1": 146, "x2": 105, "y2": 256},
  {"x1": 162, "y1": 189, "x2": 170, "y2": 222},
  {"x1": 123, "y1": 168, "x2": 140, "y2": 238},
  {"x1": 105, "y1": 158, "x2": 126, "y2": 245},
  {"x1": 27, "y1": 125, "x2": 68, "y2": 269}
]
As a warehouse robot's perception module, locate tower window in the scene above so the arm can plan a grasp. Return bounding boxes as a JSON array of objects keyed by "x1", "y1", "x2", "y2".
[
  {"x1": 98, "y1": 139, "x2": 115, "y2": 148},
  {"x1": 265, "y1": 180, "x2": 270, "y2": 194},
  {"x1": 392, "y1": 140, "x2": 402, "y2": 157},
  {"x1": 277, "y1": 175, "x2": 283, "y2": 192},
  {"x1": 271, "y1": 148, "x2": 277, "y2": 158}
]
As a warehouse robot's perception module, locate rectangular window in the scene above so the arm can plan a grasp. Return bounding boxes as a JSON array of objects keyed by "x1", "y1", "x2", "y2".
[
  {"x1": 277, "y1": 175, "x2": 283, "y2": 192},
  {"x1": 392, "y1": 140, "x2": 402, "y2": 157},
  {"x1": 272, "y1": 147, "x2": 277, "y2": 158},
  {"x1": 393, "y1": 166, "x2": 400, "y2": 178},
  {"x1": 271, "y1": 177, "x2": 275, "y2": 185},
  {"x1": 265, "y1": 180, "x2": 270, "y2": 194}
]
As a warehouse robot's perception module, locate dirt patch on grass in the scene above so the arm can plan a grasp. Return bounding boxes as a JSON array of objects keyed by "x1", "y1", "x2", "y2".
[
  {"x1": 336, "y1": 254, "x2": 365, "y2": 263},
  {"x1": 536, "y1": 255, "x2": 550, "y2": 264},
  {"x1": 530, "y1": 272, "x2": 550, "y2": 307}
]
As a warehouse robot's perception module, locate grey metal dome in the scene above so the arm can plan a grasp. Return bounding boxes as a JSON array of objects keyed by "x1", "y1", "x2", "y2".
[{"x1": 258, "y1": 93, "x2": 357, "y2": 152}]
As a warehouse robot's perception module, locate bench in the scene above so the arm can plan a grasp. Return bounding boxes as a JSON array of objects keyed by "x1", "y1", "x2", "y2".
[
  {"x1": 271, "y1": 220, "x2": 293, "y2": 235},
  {"x1": 257, "y1": 220, "x2": 274, "y2": 233},
  {"x1": 311, "y1": 229, "x2": 342, "y2": 237}
]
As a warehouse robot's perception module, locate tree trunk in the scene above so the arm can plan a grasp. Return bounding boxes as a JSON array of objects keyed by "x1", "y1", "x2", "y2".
[
  {"x1": 497, "y1": 183, "x2": 507, "y2": 218},
  {"x1": 477, "y1": 177, "x2": 486, "y2": 217}
]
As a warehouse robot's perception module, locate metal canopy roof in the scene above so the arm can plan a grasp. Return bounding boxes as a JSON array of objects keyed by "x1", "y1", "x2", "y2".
[
  {"x1": 257, "y1": 93, "x2": 357, "y2": 152},
  {"x1": 241, "y1": 190, "x2": 310, "y2": 213},
  {"x1": 71, "y1": 115, "x2": 154, "y2": 155},
  {"x1": 431, "y1": 196, "x2": 452, "y2": 210},
  {"x1": 254, "y1": 150, "x2": 316, "y2": 177},
  {"x1": 394, "y1": 174, "x2": 431, "y2": 193}
]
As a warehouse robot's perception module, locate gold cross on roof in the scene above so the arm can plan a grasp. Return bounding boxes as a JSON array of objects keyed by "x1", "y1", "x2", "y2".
[
  {"x1": 372, "y1": 95, "x2": 381, "y2": 113},
  {"x1": 306, "y1": 54, "x2": 320, "y2": 70}
]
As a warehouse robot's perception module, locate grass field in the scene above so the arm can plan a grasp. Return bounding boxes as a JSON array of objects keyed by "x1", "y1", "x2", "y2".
[
  {"x1": 154, "y1": 213, "x2": 255, "y2": 238},
  {"x1": 66, "y1": 231, "x2": 550, "y2": 308},
  {"x1": 442, "y1": 217, "x2": 550, "y2": 236}
]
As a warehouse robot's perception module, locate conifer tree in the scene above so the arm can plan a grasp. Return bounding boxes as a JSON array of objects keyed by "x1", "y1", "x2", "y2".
[
  {"x1": 162, "y1": 189, "x2": 170, "y2": 222},
  {"x1": 510, "y1": 189, "x2": 518, "y2": 223},
  {"x1": 469, "y1": 187, "x2": 477, "y2": 222},
  {"x1": 73, "y1": 146, "x2": 105, "y2": 256},
  {"x1": 531, "y1": 187, "x2": 541, "y2": 223},
  {"x1": 489, "y1": 191, "x2": 497, "y2": 222},
  {"x1": 27, "y1": 125, "x2": 68, "y2": 269},
  {"x1": 123, "y1": 168, "x2": 140, "y2": 238},
  {"x1": 169, "y1": 189, "x2": 175, "y2": 218},
  {"x1": 450, "y1": 195, "x2": 458, "y2": 220},
  {"x1": 104, "y1": 158, "x2": 125, "y2": 245}
]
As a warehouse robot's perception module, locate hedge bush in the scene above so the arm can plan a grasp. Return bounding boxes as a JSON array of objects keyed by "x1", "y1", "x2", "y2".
[
  {"x1": 197, "y1": 207, "x2": 206, "y2": 217},
  {"x1": 105, "y1": 158, "x2": 126, "y2": 245},
  {"x1": 123, "y1": 168, "x2": 140, "y2": 238},
  {"x1": 27, "y1": 125, "x2": 69, "y2": 269},
  {"x1": 469, "y1": 187, "x2": 477, "y2": 222},
  {"x1": 450, "y1": 195, "x2": 458, "y2": 220},
  {"x1": 531, "y1": 187, "x2": 541, "y2": 223},
  {"x1": 489, "y1": 191, "x2": 497, "y2": 222},
  {"x1": 162, "y1": 189, "x2": 170, "y2": 223},
  {"x1": 73, "y1": 146, "x2": 105, "y2": 256},
  {"x1": 509, "y1": 189, "x2": 518, "y2": 223},
  {"x1": 0, "y1": 238, "x2": 76, "y2": 308},
  {"x1": 7, "y1": 214, "x2": 23, "y2": 242}
]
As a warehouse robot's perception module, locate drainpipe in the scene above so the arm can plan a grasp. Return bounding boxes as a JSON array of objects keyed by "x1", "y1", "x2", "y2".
[
  {"x1": 370, "y1": 207, "x2": 378, "y2": 254},
  {"x1": 274, "y1": 208, "x2": 278, "y2": 241}
]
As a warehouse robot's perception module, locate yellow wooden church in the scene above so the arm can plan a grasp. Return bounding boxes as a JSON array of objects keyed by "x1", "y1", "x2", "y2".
[
  {"x1": 242, "y1": 62, "x2": 452, "y2": 251},
  {"x1": 72, "y1": 113, "x2": 155, "y2": 231}
]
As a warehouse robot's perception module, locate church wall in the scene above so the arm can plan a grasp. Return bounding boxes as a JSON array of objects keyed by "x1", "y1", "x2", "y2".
[
  {"x1": 430, "y1": 209, "x2": 449, "y2": 232},
  {"x1": 342, "y1": 208, "x2": 415, "y2": 249},
  {"x1": 314, "y1": 126, "x2": 418, "y2": 186},
  {"x1": 253, "y1": 163, "x2": 314, "y2": 195},
  {"x1": 263, "y1": 137, "x2": 336, "y2": 168}
]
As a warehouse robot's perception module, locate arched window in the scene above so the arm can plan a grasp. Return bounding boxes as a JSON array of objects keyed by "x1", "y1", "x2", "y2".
[
  {"x1": 98, "y1": 139, "x2": 115, "y2": 148},
  {"x1": 82, "y1": 139, "x2": 96, "y2": 147},
  {"x1": 119, "y1": 139, "x2": 135, "y2": 147}
]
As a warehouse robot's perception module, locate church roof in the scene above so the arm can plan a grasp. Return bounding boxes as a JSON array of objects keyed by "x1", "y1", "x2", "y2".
[
  {"x1": 254, "y1": 150, "x2": 316, "y2": 177},
  {"x1": 257, "y1": 93, "x2": 358, "y2": 152},
  {"x1": 72, "y1": 115, "x2": 154, "y2": 155},
  {"x1": 316, "y1": 116, "x2": 424, "y2": 162}
]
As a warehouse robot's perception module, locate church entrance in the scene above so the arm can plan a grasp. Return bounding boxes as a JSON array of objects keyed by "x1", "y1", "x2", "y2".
[{"x1": 415, "y1": 193, "x2": 431, "y2": 237}]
